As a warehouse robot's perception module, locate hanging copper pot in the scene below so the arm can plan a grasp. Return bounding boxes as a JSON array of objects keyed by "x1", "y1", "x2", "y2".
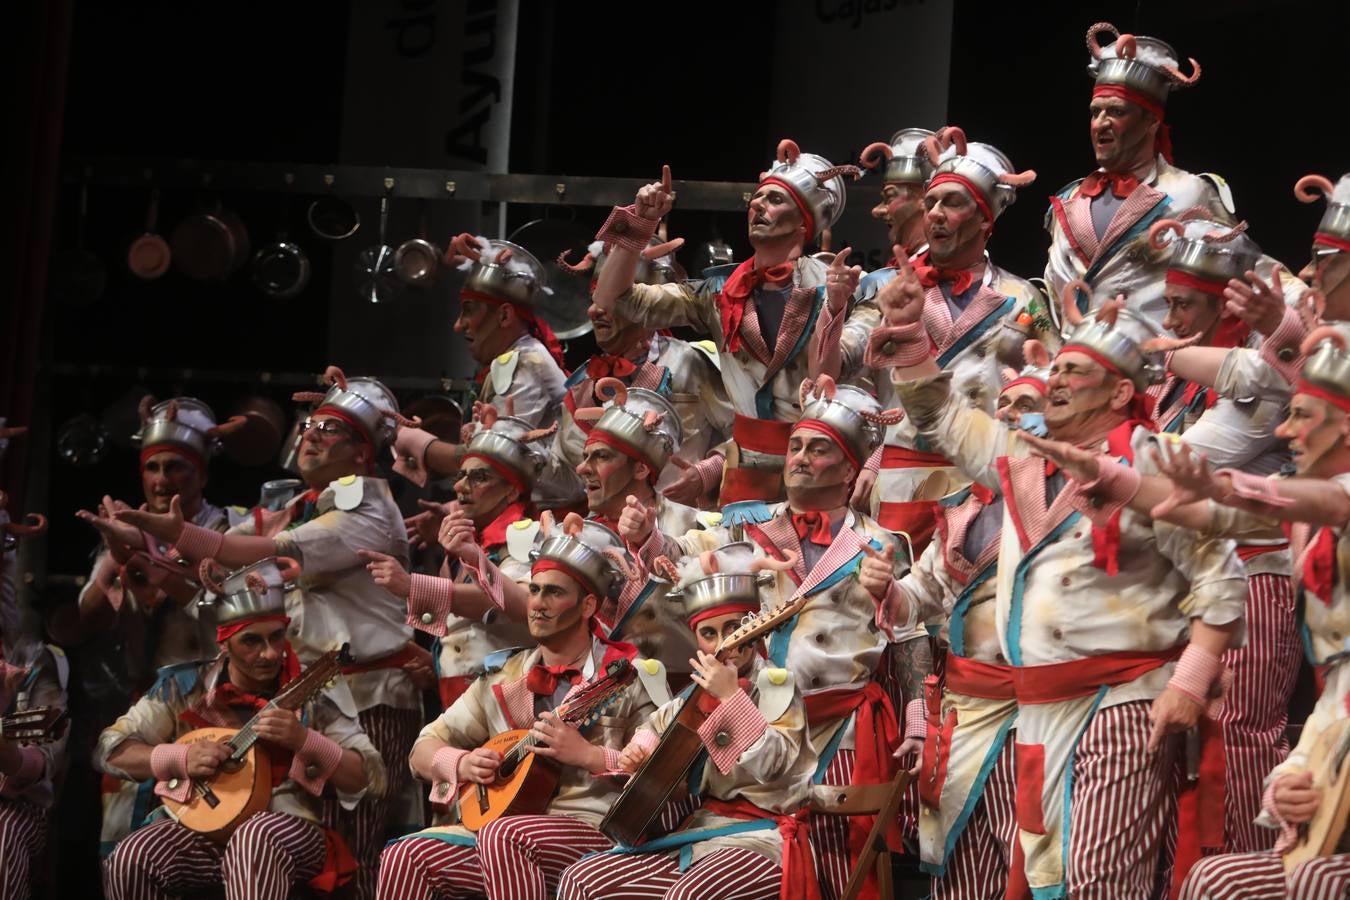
[
  {"x1": 127, "y1": 189, "x2": 171, "y2": 280},
  {"x1": 171, "y1": 199, "x2": 251, "y2": 281},
  {"x1": 220, "y1": 394, "x2": 288, "y2": 467},
  {"x1": 394, "y1": 202, "x2": 442, "y2": 287}
]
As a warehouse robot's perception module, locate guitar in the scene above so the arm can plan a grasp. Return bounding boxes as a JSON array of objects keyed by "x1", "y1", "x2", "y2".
[
  {"x1": 1284, "y1": 717, "x2": 1350, "y2": 870},
  {"x1": 601, "y1": 593, "x2": 810, "y2": 846},
  {"x1": 160, "y1": 644, "x2": 352, "y2": 843},
  {"x1": 0, "y1": 707, "x2": 69, "y2": 744},
  {"x1": 458, "y1": 657, "x2": 637, "y2": 832}
]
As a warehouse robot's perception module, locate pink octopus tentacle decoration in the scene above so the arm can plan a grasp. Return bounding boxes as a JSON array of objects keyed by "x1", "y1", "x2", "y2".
[
  {"x1": 1148, "y1": 219, "x2": 1186, "y2": 250},
  {"x1": 776, "y1": 139, "x2": 801, "y2": 165},
  {"x1": 538, "y1": 510, "x2": 556, "y2": 538},
  {"x1": 641, "y1": 411, "x2": 665, "y2": 432},
  {"x1": 594, "y1": 377, "x2": 628, "y2": 405},
  {"x1": 561, "y1": 512, "x2": 586, "y2": 537},
  {"x1": 1114, "y1": 34, "x2": 1138, "y2": 59},
  {"x1": 1095, "y1": 294, "x2": 1128, "y2": 328},
  {"x1": 380, "y1": 409, "x2": 422, "y2": 428},
  {"x1": 198, "y1": 559, "x2": 227, "y2": 595},
  {"x1": 936, "y1": 126, "x2": 968, "y2": 156},
  {"x1": 1023, "y1": 339, "x2": 1052, "y2": 369},
  {"x1": 859, "y1": 407, "x2": 906, "y2": 426},
  {"x1": 698, "y1": 550, "x2": 720, "y2": 576},
  {"x1": 138, "y1": 395, "x2": 157, "y2": 424},
  {"x1": 520, "y1": 422, "x2": 559, "y2": 444},
  {"x1": 1162, "y1": 58, "x2": 1201, "y2": 86},
  {"x1": 1140, "y1": 332, "x2": 1204, "y2": 354},
  {"x1": 651, "y1": 556, "x2": 681, "y2": 583},
  {"x1": 291, "y1": 392, "x2": 327, "y2": 403},
  {"x1": 1295, "y1": 175, "x2": 1335, "y2": 203},
  {"x1": 4, "y1": 513, "x2": 47, "y2": 536},
  {"x1": 859, "y1": 142, "x2": 894, "y2": 170},
  {"x1": 922, "y1": 134, "x2": 945, "y2": 165},
  {"x1": 244, "y1": 572, "x2": 269, "y2": 595},
  {"x1": 1176, "y1": 206, "x2": 1212, "y2": 222},
  {"x1": 448, "y1": 233, "x2": 484, "y2": 263},
  {"x1": 642, "y1": 238, "x2": 685, "y2": 259},
  {"x1": 503, "y1": 396, "x2": 516, "y2": 418},
  {"x1": 1085, "y1": 22, "x2": 1120, "y2": 60},
  {"x1": 997, "y1": 170, "x2": 1038, "y2": 187},
  {"x1": 164, "y1": 399, "x2": 179, "y2": 422},
  {"x1": 477, "y1": 405, "x2": 500, "y2": 429},
  {"x1": 1201, "y1": 221, "x2": 1249, "y2": 244},
  {"x1": 1060, "y1": 279, "x2": 1093, "y2": 327},
  {"x1": 276, "y1": 557, "x2": 303, "y2": 581},
  {"x1": 1300, "y1": 325, "x2": 1347, "y2": 356},
  {"x1": 323, "y1": 366, "x2": 348, "y2": 390},
  {"x1": 602, "y1": 548, "x2": 641, "y2": 581},
  {"x1": 495, "y1": 247, "x2": 514, "y2": 265},
  {"x1": 750, "y1": 549, "x2": 800, "y2": 573},
  {"x1": 815, "y1": 164, "x2": 863, "y2": 183},
  {"x1": 557, "y1": 249, "x2": 596, "y2": 274},
  {"x1": 207, "y1": 416, "x2": 249, "y2": 437}
]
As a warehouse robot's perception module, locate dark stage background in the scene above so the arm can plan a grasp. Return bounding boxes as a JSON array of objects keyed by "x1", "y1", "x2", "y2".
[{"x1": 3, "y1": 0, "x2": 1347, "y2": 895}]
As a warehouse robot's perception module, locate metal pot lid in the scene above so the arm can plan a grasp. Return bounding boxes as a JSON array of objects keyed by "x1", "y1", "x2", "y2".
[
  {"x1": 508, "y1": 218, "x2": 595, "y2": 340},
  {"x1": 355, "y1": 244, "x2": 397, "y2": 304},
  {"x1": 393, "y1": 238, "x2": 443, "y2": 287},
  {"x1": 308, "y1": 194, "x2": 360, "y2": 240},
  {"x1": 252, "y1": 242, "x2": 311, "y2": 299}
]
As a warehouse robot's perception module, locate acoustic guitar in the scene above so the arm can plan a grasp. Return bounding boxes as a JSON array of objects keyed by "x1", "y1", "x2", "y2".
[
  {"x1": 458, "y1": 657, "x2": 637, "y2": 832},
  {"x1": 160, "y1": 644, "x2": 352, "y2": 843},
  {"x1": 601, "y1": 593, "x2": 810, "y2": 846},
  {"x1": 1284, "y1": 716, "x2": 1350, "y2": 870},
  {"x1": 0, "y1": 706, "x2": 69, "y2": 744}
]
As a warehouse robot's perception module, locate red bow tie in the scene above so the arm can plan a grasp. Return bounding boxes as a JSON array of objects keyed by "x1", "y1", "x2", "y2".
[
  {"x1": 912, "y1": 260, "x2": 976, "y2": 296},
  {"x1": 790, "y1": 511, "x2": 833, "y2": 546},
  {"x1": 587, "y1": 354, "x2": 638, "y2": 381},
  {"x1": 696, "y1": 677, "x2": 753, "y2": 714},
  {"x1": 1079, "y1": 170, "x2": 1141, "y2": 200},
  {"x1": 213, "y1": 682, "x2": 276, "y2": 712},
  {"x1": 526, "y1": 664, "x2": 582, "y2": 696}
]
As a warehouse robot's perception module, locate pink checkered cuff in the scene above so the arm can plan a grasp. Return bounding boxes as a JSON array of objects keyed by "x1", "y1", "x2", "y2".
[
  {"x1": 428, "y1": 745, "x2": 467, "y2": 803},
  {"x1": 1258, "y1": 305, "x2": 1307, "y2": 386},
  {"x1": 1263, "y1": 776, "x2": 1301, "y2": 853},
  {"x1": 174, "y1": 522, "x2": 224, "y2": 563},
  {"x1": 289, "y1": 729, "x2": 344, "y2": 796},
  {"x1": 1213, "y1": 468, "x2": 1294, "y2": 508},
  {"x1": 904, "y1": 698, "x2": 927, "y2": 741},
  {"x1": 631, "y1": 728, "x2": 660, "y2": 754},
  {"x1": 150, "y1": 743, "x2": 193, "y2": 802},
  {"x1": 461, "y1": 550, "x2": 505, "y2": 611},
  {"x1": 814, "y1": 304, "x2": 846, "y2": 377},
  {"x1": 1068, "y1": 457, "x2": 1141, "y2": 527},
  {"x1": 594, "y1": 747, "x2": 624, "y2": 776},
  {"x1": 406, "y1": 574, "x2": 454, "y2": 637},
  {"x1": 873, "y1": 581, "x2": 908, "y2": 638},
  {"x1": 697, "y1": 689, "x2": 768, "y2": 775},
  {"x1": 693, "y1": 454, "x2": 725, "y2": 495},
  {"x1": 865, "y1": 323, "x2": 931, "y2": 368},
  {"x1": 864, "y1": 445, "x2": 883, "y2": 475},
  {"x1": 635, "y1": 528, "x2": 673, "y2": 573},
  {"x1": 392, "y1": 426, "x2": 439, "y2": 488},
  {"x1": 595, "y1": 205, "x2": 660, "y2": 254},
  {"x1": 1168, "y1": 644, "x2": 1223, "y2": 707}
]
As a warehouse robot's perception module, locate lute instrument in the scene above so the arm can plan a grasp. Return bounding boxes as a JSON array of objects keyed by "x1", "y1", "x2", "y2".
[
  {"x1": 1283, "y1": 716, "x2": 1350, "y2": 870},
  {"x1": 0, "y1": 706, "x2": 69, "y2": 744},
  {"x1": 600, "y1": 593, "x2": 809, "y2": 845},
  {"x1": 458, "y1": 657, "x2": 636, "y2": 832},
  {"x1": 160, "y1": 643, "x2": 352, "y2": 842}
]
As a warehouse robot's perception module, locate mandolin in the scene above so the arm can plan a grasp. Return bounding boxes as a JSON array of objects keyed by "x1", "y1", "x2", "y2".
[
  {"x1": 1284, "y1": 717, "x2": 1350, "y2": 870},
  {"x1": 601, "y1": 593, "x2": 809, "y2": 846},
  {"x1": 458, "y1": 657, "x2": 637, "y2": 832},
  {"x1": 160, "y1": 644, "x2": 352, "y2": 843},
  {"x1": 0, "y1": 706, "x2": 69, "y2": 744}
]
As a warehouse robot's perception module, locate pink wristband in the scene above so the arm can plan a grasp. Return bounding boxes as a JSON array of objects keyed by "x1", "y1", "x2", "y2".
[
  {"x1": 392, "y1": 426, "x2": 439, "y2": 488},
  {"x1": 864, "y1": 445, "x2": 883, "y2": 475},
  {"x1": 1213, "y1": 468, "x2": 1295, "y2": 508},
  {"x1": 1068, "y1": 457, "x2": 1141, "y2": 526},
  {"x1": 903, "y1": 698, "x2": 927, "y2": 741},
  {"x1": 1168, "y1": 643, "x2": 1223, "y2": 707},
  {"x1": 1263, "y1": 775, "x2": 1301, "y2": 853},
  {"x1": 595, "y1": 205, "x2": 660, "y2": 254},
  {"x1": 865, "y1": 323, "x2": 931, "y2": 368},
  {"x1": 693, "y1": 454, "x2": 725, "y2": 495},
  {"x1": 1258, "y1": 305, "x2": 1307, "y2": 386},
  {"x1": 289, "y1": 729, "x2": 344, "y2": 796},
  {"x1": 174, "y1": 522, "x2": 224, "y2": 562},
  {"x1": 150, "y1": 742, "x2": 189, "y2": 781}
]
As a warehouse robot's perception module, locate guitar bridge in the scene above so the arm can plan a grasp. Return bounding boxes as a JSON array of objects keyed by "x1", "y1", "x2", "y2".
[
  {"x1": 200, "y1": 785, "x2": 220, "y2": 809},
  {"x1": 476, "y1": 783, "x2": 489, "y2": 814}
]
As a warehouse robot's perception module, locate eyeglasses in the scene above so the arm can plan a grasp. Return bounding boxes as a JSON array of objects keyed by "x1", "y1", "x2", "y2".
[
  {"x1": 298, "y1": 419, "x2": 352, "y2": 441},
  {"x1": 452, "y1": 468, "x2": 500, "y2": 487}
]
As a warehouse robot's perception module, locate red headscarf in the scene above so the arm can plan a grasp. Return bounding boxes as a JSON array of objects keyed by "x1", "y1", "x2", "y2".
[{"x1": 461, "y1": 289, "x2": 567, "y2": 372}]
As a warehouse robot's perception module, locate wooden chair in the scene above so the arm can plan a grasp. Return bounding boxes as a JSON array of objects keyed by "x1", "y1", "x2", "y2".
[{"x1": 810, "y1": 769, "x2": 913, "y2": 900}]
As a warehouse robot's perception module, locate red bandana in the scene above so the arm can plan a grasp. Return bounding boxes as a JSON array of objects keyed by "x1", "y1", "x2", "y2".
[
  {"x1": 719, "y1": 258, "x2": 796, "y2": 353},
  {"x1": 1079, "y1": 170, "x2": 1141, "y2": 200},
  {"x1": 586, "y1": 354, "x2": 638, "y2": 380},
  {"x1": 790, "y1": 510, "x2": 834, "y2": 546},
  {"x1": 526, "y1": 664, "x2": 582, "y2": 696},
  {"x1": 478, "y1": 500, "x2": 532, "y2": 555},
  {"x1": 912, "y1": 251, "x2": 976, "y2": 296},
  {"x1": 1090, "y1": 84, "x2": 1174, "y2": 163}
]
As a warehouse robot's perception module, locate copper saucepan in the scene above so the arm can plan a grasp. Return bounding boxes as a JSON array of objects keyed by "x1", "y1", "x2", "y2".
[{"x1": 127, "y1": 189, "x2": 171, "y2": 280}]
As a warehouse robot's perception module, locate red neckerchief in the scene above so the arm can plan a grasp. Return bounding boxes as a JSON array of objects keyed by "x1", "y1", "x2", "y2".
[
  {"x1": 477, "y1": 500, "x2": 532, "y2": 556},
  {"x1": 719, "y1": 258, "x2": 796, "y2": 353},
  {"x1": 1180, "y1": 317, "x2": 1252, "y2": 411},
  {"x1": 1090, "y1": 417, "x2": 1156, "y2": 575},
  {"x1": 790, "y1": 510, "x2": 833, "y2": 546},
  {"x1": 1304, "y1": 527, "x2": 1337, "y2": 605},
  {"x1": 911, "y1": 250, "x2": 976, "y2": 296},
  {"x1": 696, "y1": 677, "x2": 752, "y2": 714},
  {"x1": 586, "y1": 354, "x2": 638, "y2": 380},
  {"x1": 525, "y1": 664, "x2": 582, "y2": 696},
  {"x1": 969, "y1": 482, "x2": 995, "y2": 505},
  {"x1": 1079, "y1": 170, "x2": 1141, "y2": 200}
]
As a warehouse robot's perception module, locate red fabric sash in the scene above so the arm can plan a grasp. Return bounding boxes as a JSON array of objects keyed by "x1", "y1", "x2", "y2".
[
  {"x1": 876, "y1": 501, "x2": 939, "y2": 558},
  {"x1": 139, "y1": 444, "x2": 205, "y2": 475},
  {"x1": 1006, "y1": 647, "x2": 1181, "y2": 704},
  {"x1": 733, "y1": 413, "x2": 793, "y2": 455},
  {"x1": 720, "y1": 466, "x2": 785, "y2": 505},
  {"x1": 719, "y1": 259, "x2": 796, "y2": 353},
  {"x1": 700, "y1": 797, "x2": 820, "y2": 900},
  {"x1": 308, "y1": 827, "x2": 358, "y2": 893},
  {"x1": 943, "y1": 654, "x2": 1015, "y2": 700},
  {"x1": 880, "y1": 445, "x2": 951, "y2": 468},
  {"x1": 462, "y1": 451, "x2": 531, "y2": 495}
]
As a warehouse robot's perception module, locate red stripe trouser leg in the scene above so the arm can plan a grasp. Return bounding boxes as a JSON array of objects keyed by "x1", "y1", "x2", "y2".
[
  {"x1": 810, "y1": 748, "x2": 856, "y2": 900},
  {"x1": 219, "y1": 811, "x2": 327, "y2": 900},
  {"x1": 376, "y1": 836, "x2": 484, "y2": 900},
  {"x1": 558, "y1": 846, "x2": 781, "y2": 900},
  {"x1": 476, "y1": 813, "x2": 615, "y2": 900},
  {"x1": 931, "y1": 737, "x2": 1018, "y2": 900},
  {"x1": 1215, "y1": 573, "x2": 1298, "y2": 853},
  {"x1": 0, "y1": 799, "x2": 48, "y2": 900},
  {"x1": 1066, "y1": 701, "x2": 1178, "y2": 900},
  {"x1": 1180, "y1": 850, "x2": 1350, "y2": 899},
  {"x1": 102, "y1": 818, "x2": 224, "y2": 900},
  {"x1": 324, "y1": 704, "x2": 423, "y2": 900}
]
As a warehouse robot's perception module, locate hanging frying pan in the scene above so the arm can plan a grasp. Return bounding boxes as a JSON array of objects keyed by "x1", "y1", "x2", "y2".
[
  {"x1": 221, "y1": 393, "x2": 288, "y2": 467},
  {"x1": 508, "y1": 214, "x2": 595, "y2": 340},
  {"x1": 308, "y1": 189, "x2": 360, "y2": 241},
  {"x1": 252, "y1": 196, "x2": 311, "y2": 299},
  {"x1": 171, "y1": 199, "x2": 250, "y2": 281},
  {"x1": 127, "y1": 189, "x2": 171, "y2": 280},
  {"x1": 354, "y1": 190, "x2": 397, "y2": 303},
  {"x1": 49, "y1": 183, "x2": 107, "y2": 308},
  {"x1": 393, "y1": 201, "x2": 442, "y2": 288}
]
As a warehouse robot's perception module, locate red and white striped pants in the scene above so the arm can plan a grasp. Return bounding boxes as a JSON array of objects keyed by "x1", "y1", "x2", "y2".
[
  {"x1": 1065, "y1": 701, "x2": 1178, "y2": 899},
  {"x1": 931, "y1": 737, "x2": 1018, "y2": 900},
  {"x1": 812, "y1": 748, "x2": 856, "y2": 900},
  {"x1": 324, "y1": 704, "x2": 423, "y2": 900},
  {"x1": 102, "y1": 811, "x2": 326, "y2": 900},
  {"x1": 0, "y1": 799, "x2": 48, "y2": 900},
  {"x1": 1214, "y1": 573, "x2": 1298, "y2": 854},
  {"x1": 376, "y1": 814, "x2": 614, "y2": 900},
  {"x1": 558, "y1": 846, "x2": 781, "y2": 899},
  {"x1": 1180, "y1": 850, "x2": 1350, "y2": 899}
]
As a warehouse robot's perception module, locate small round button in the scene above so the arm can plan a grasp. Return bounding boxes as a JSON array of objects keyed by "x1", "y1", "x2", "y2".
[
  {"x1": 1052, "y1": 628, "x2": 1064, "y2": 640},
  {"x1": 436, "y1": 782, "x2": 450, "y2": 796},
  {"x1": 305, "y1": 763, "x2": 322, "y2": 779},
  {"x1": 421, "y1": 613, "x2": 434, "y2": 625},
  {"x1": 714, "y1": 730, "x2": 731, "y2": 747},
  {"x1": 1060, "y1": 576, "x2": 1071, "y2": 587},
  {"x1": 167, "y1": 778, "x2": 180, "y2": 790}
]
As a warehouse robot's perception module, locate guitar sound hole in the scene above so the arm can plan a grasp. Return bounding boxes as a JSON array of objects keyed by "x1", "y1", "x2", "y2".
[
  {"x1": 499, "y1": 758, "x2": 520, "y2": 778},
  {"x1": 220, "y1": 759, "x2": 243, "y2": 774}
]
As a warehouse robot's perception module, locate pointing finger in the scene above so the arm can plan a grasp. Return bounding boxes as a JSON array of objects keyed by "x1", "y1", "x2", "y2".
[
  {"x1": 660, "y1": 164, "x2": 672, "y2": 194},
  {"x1": 356, "y1": 549, "x2": 391, "y2": 562}
]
